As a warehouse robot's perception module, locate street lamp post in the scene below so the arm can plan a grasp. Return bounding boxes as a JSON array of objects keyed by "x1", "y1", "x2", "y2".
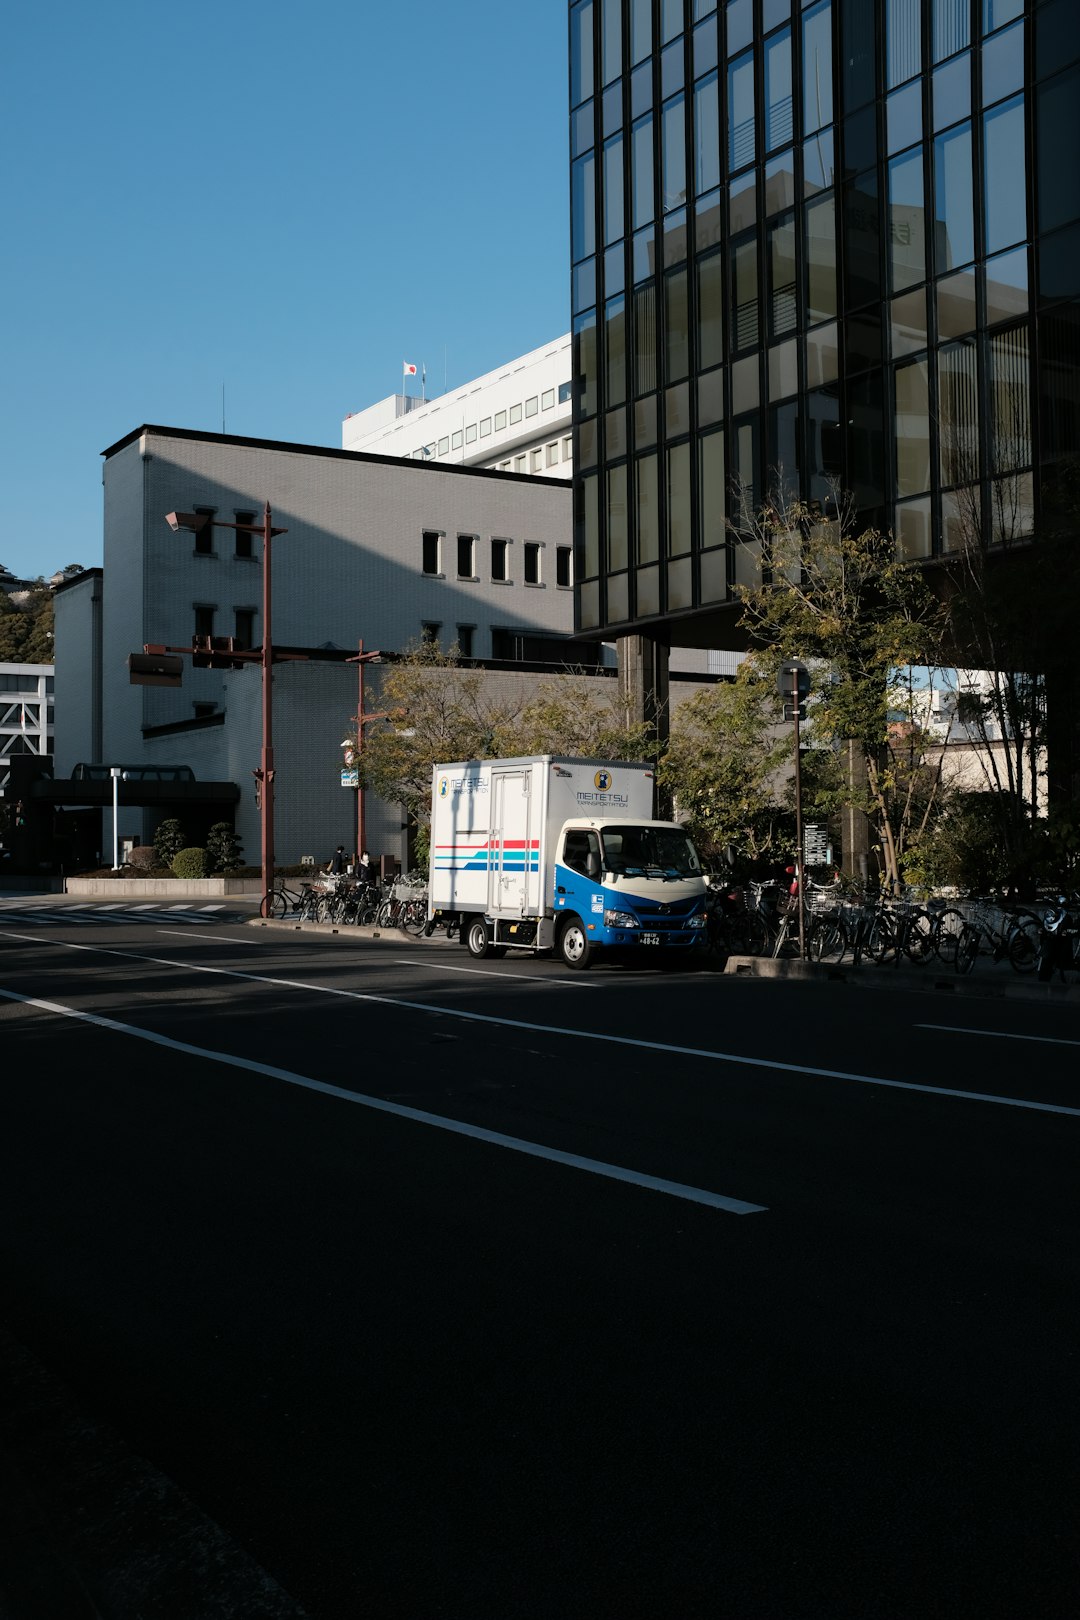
[
  {"x1": 347, "y1": 640, "x2": 385, "y2": 869},
  {"x1": 164, "y1": 504, "x2": 288, "y2": 915},
  {"x1": 110, "y1": 767, "x2": 122, "y2": 869}
]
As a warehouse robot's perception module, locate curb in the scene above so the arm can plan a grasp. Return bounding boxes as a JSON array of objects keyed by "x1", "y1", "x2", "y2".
[
  {"x1": 247, "y1": 916, "x2": 452, "y2": 944},
  {"x1": 723, "y1": 954, "x2": 1080, "y2": 1003}
]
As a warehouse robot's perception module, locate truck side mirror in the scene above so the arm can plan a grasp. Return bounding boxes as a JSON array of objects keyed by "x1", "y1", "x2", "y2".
[{"x1": 586, "y1": 851, "x2": 601, "y2": 880}]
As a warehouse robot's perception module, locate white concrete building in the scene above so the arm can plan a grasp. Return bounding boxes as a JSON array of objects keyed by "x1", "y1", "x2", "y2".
[
  {"x1": 54, "y1": 425, "x2": 592, "y2": 868},
  {"x1": 0, "y1": 662, "x2": 54, "y2": 795},
  {"x1": 342, "y1": 336, "x2": 573, "y2": 480}
]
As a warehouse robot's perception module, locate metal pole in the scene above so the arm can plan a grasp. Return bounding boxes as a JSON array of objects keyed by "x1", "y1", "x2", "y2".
[
  {"x1": 792, "y1": 671, "x2": 806, "y2": 959},
  {"x1": 356, "y1": 638, "x2": 367, "y2": 866},
  {"x1": 260, "y1": 501, "x2": 275, "y2": 916},
  {"x1": 110, "y1": 767, "x2": 121, "y2": 870}
]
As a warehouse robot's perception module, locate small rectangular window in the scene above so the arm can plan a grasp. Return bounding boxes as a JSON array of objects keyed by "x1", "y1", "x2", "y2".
[
  {"x1": 194, "y1": 508, "x2": 215, "y2": 555},
  {"x1": 457, "y1": 534, "x2": 474, "y2": 577},
  {"x1": 452, "y1": 430, "x2": 463, "y2": 449},
  {"x1": 525, "y1": 396, "x2": 539, "y2": 417},
  {"x1": 438, "y1": 437, "x2": 449, "y2": 455},
  {"x1": 194, "y1": 604, "x2": 215, "y2": 640},
  {"x1": 530, "y1": 449, "x2": 543, "y2": 472},
  {"x1": 556, "y1": 546, "x2": 573, "y2": 587},
  {"x1": 546, "y1": 442, "x2": 560, "y2": 466},
  {"x1": 234, "y1": 608, "x2": 256, "y2": 650},
  {"x1": 495, "y1": 410, "x2": 508, "y2": 430},
  {"x1": 515, "y1": 454, "x2": 527, "y2": 473},
  {"x1": 510, "y1": 403, "x2": 523, "y2": 424},
  {"x1": 491, "y1": 538, "x2": 510, "y2": 581},
  {"x1": 558, "y1": 381, "x2": 573, "y2": 403},
  {"x1": 456, "y1": 625, "x2": 475, "y2": 658},
  {"x1": 480, "y1": 417, "x2": 492, "y2": 437},
  {"x1": 234, "y1": 512, "x2": 255, "y2": 558},
  {"x1": 542, "y1": 389, "x2": 556, "y2": 409},
  {"x1": 524, "y1": 542, "x2": 542, "y2": 584},
  {"x1": 465, "y1": 423, "x2": 478, "y2": 443},
  {"x1": 422, "y1": 531, "x2": 441, "y2": 575},
  {"x1": 563, "y1": 436, "x2": 573, "y2": 459},
  {"x1": 421, "y1": 621, "x2": 441, "y2": 644}
]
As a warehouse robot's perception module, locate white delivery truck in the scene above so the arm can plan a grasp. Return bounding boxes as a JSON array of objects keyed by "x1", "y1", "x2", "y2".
[{"x1": 428, "y1": 755, "x2": 708, "y2": 969}]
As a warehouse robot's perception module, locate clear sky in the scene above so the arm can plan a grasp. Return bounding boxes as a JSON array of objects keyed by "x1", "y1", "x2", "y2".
[{"x1": 1, "y1": 0, "x2": 570, "y2": 582}]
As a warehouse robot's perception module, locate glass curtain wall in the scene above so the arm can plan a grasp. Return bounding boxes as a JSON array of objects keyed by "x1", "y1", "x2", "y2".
[{"x1": 569, "y1": 0, "x2": 1067, "y2": 639}]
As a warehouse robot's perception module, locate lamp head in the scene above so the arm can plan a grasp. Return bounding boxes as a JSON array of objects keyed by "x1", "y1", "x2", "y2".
[{"x1": 165, "y1": 511, "x2": 207, "y2": 534}]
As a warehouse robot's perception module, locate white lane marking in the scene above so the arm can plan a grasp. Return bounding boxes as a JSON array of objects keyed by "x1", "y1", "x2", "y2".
[
  {"x1": 391, "y1": 958, "x2": 592, "y2": 987},
  {"x1": 917, "y1": 1022, "x2": 1080, "y2": 1049},
  {"x1": 199, "y1": 905, "x2": 227, "y2": 911},
  {"x1": 156, "y1": 930, "x2": 264, "y2": 945},
  {"x1": 0, "y1": 985, "x2": 765, "y2": 1216},
  {"x1": 131, "y1": 904, "x2": 160, "y2": 911},
  {"x1": 167, "y1": 904, "x2": 196, "y2": 911},
  {"x1": 3, "y1": 931, "x2": 1080, "y2": 1121},
  {"x1": 96, "y1": 904, "x2": 128, "y2": 911}
]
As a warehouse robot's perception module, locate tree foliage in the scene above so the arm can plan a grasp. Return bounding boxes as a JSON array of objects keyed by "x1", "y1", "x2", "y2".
[
  {"x1": 659, "y1": 661, "x2": 792, "y2": 863},
  {"x1": 153, "y1": 818, "x2": 186, "y2": 868},
  {"x1": 206, "y1": 822, "x2": 243, "y2": 873},
  {"x1": 0, "y1": 584, "x2": 54, "y2": 664},
  {"x1": 355, "y1": 643, "x2": 653, "y2": 839},
  {"x1": 734, "y1": 494, "x2": 947, "y2": 890}
]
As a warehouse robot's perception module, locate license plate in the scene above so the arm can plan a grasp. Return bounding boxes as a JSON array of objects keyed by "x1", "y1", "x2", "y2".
[{"x1": 640, "y1": 932, "x2": 661, "y2": 945}]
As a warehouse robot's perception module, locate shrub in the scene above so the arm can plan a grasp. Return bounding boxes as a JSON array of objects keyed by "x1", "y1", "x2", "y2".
[
  {"x1": 171, "y1": 847, "x2": 208, "y2": 879},
  {"x1": 128, "y1": 845, "x2": 157, "y2": 871},
  {"x1": 154, "y1": 818, "x2": 185, "y2": 868},
  {"x1": 206, "y1": 822, "x2": 243, "y2": 873}
]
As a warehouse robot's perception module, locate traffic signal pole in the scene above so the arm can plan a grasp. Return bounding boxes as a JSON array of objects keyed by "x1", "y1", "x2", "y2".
[{"x1": 792, "y1": 668, "x2": 806, "y2": 960}]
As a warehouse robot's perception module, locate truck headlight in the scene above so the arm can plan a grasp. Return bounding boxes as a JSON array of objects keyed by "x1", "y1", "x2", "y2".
[
  {"x1": 604, "y1": 909, "x2": 640, "y2": 929},
  {"x1": 687, "y1": 913, "x2": 707, "y2": 929}
]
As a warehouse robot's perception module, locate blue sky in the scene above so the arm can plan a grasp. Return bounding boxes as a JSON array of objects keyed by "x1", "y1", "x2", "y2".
[{"x1": 1, "y1": 0, "x2": 570, "y2": 581}]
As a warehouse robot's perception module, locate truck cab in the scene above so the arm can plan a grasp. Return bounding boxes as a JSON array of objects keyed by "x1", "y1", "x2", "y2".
[{"x1": 552, "y1": 817, "x2": 707, "y2": 968}]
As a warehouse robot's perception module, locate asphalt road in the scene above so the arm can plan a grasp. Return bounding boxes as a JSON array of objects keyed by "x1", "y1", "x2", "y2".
[{"x1": 0, "y1": 911, "x2": 1078, "y2": 1618}]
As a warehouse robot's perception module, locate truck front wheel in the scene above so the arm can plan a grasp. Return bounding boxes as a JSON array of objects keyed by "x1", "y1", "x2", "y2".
[{"x1": 558, "y1": 916, "x2": 594, "y2": 970}]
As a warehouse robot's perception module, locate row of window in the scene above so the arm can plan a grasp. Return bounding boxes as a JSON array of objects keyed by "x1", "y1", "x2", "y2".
[
  {"x1": 422, "y1": 532, "x2": 574, "y2": 588},
  {"x1": 495, "y1": 437, "x2": 575, "y2": 474},
  {"x1": 193, "y1": 605, "x2": 257, "y2": 648},
  {"x1": 0, "y1": 674, "x2": 54, "y2": 693},
  {"x1": 419, "y1": 624, "x2": 584, "y2": 661},
  {"x1": 191, "y1": 509, "x2": 257, "y2": 559},
  {"x1": 409, "y1": 384, "x2": 573, "y2": 461}
]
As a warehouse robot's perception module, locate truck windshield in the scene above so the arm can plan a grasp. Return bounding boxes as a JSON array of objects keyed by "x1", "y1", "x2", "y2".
[{"x1": 599, "y1": 825, "x2": 702, "y2": 879}]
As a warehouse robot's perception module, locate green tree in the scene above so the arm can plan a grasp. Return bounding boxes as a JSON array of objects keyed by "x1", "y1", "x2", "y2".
[
  {"x1": 659, "y1": 660, "x2": 792, "y2": 864},
  {"x1": 0, "y1": 584, "x2": 53, "y2": 663},
  {"x1": 356, "y1": 644, "x2": 655, "y2": 845},
  {"x1": 734, "y1": 495, "x2": 946, "y2": 891},
  {"x1": 355, "y1": 643, "x2": 526, "y2": 839},
  {"x1": 153, "y1": 818, "x2": 185, "y2": 868},
  {"x1": 206, "y1": 822, "x2": 243, "y2": 873}
]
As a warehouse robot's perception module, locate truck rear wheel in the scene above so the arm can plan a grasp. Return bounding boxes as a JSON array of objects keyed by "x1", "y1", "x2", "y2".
[
  {"x1": 465, "y1": 917, "x2": 505, "y2": 959},
  {"x1": 558, "y1": 916, "x2": 594, "y2": 970}
]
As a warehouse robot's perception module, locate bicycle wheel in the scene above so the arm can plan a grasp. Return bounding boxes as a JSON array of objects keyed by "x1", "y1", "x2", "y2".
[
  {"x1": 932, "y1": 908, "x2": 966, "y2": 966},
  {"x1": 955, "y1": 924, "x2": 980, "y2": 975},
  {"x1": 269, "y1": 889, "x2": 288, "y2": 919},
  {"x1": 904, "y1": 909, "x2": 936, "y2": 963},
  {"x1": 810, "y1": 915, "x2": 846, "y2": 964},
  {"x1": 401, "y1": 899, "x2": 427, "y2": 937},
  {"x1": 865, "y1": 914, "x2": 893, "y2": 964},
  {"x1": 1006, "y1": 913, "x2": 1040, "y2": 974},
  {"x1": 376, "y1": 901, "x2": 396, "y2": 929}
]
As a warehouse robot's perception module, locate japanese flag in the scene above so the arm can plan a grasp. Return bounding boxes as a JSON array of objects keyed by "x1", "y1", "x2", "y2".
[{"x1": 403, "y1": 362, "x2": 417, "y2": 376}]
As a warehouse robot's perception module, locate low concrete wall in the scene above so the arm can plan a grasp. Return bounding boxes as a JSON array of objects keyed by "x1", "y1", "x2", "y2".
[{"x1": 64, "y1": 877, "x2": 263, "y2": 898}]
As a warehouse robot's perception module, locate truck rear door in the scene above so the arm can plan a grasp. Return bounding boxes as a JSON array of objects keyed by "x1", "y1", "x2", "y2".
[{"x1": 488, "y1": 768, "x2": 533, "y2": 916}]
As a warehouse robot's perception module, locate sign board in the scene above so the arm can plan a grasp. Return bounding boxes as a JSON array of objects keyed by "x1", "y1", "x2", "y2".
[
  {"x1": 803, "y1": 824, "x2": 831, "y2": 866},
  {"x1": 300, "y1": 855, "x2": 315, "y2": 867},
  {"x1": 340, "y1": 768, "x2": 359, "y2": 788},
  {"x1": 777, "y1": 658, "x2": 811, "y2": 700}
]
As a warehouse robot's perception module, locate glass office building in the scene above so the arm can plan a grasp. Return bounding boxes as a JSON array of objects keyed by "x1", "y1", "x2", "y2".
[{"x1": 569, "y1": 0, "x2": 1080, "y2": 652}]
